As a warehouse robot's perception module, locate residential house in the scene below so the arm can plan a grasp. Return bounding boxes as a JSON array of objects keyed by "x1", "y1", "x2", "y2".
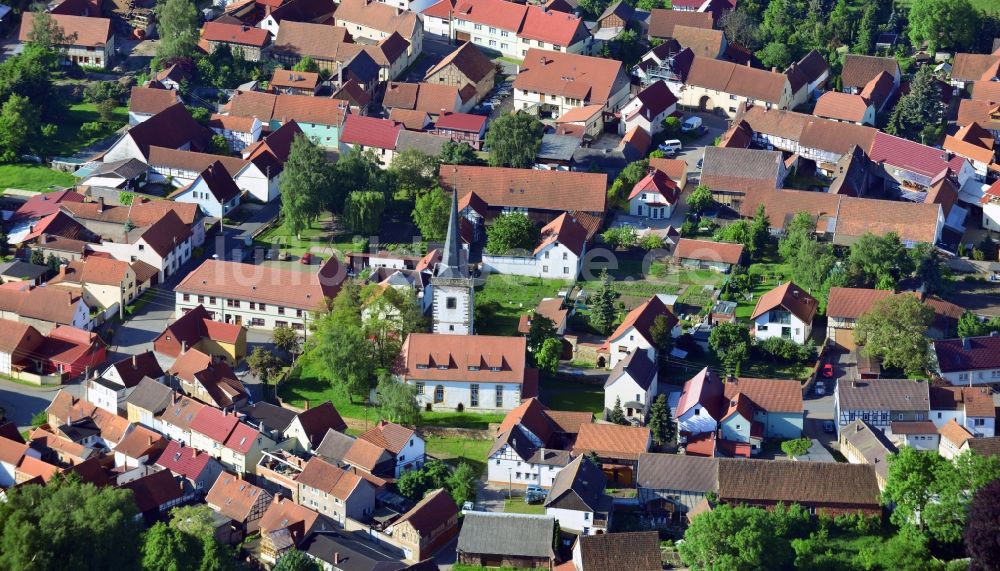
[
  {"x1": 200, "y1": 21, "x2": 270, "y2": 61},
  {"x1": 258, "y1": 0, "x2": 336, "y2": 38},
  {"x1": 0, "y1": 284, "x2": 92, "y2": 334},
  {"x1": 571, "y1": 531, "x2": 662, "y2": 571},
  {"x1": 155, "y1": 392, "x2": 207, "y2": 446},
  {"x1": 0, "y1": 260, "x2": 48, "y2": 285},
  {"x1": 481, "y1": 213, "x2": 589, "y2": 280},
  {"x1": 120, "y1": 468, "x2": 185, "y2": 523},
  {"x1": 719, "y1": 377, "x2": 804, "y2": 449},
  {"x1": 345, "y1": 420, "x2": 425, "y2": 478},
  {"x1": 544, "y1": 455, "x2": 611, "y2": 535},
  {"x1": 400, "y1": 333, "x2": 535, "y2": 412},
  {"x1": 627, "y1": 166, "x2": 682, "y2": 221},
  {"x1": 225, "y1": 91, "x2": 347, "y2": 148},
  {"x1": 269, "y1": 69, "x2": 320, "y2": 96},
  {"x1": 619, "y1": 80, "x2": 678, "y2": 137},
  {"x1": 0, "y1": 434, "x2": 28, "y2": 487},
  {"x1": 785, "y1": 49, "x2": 830, "y2": 100},
  {"x1": 750, "y1": 282, "x2": 817, "y2": 344},
  {"x1": 103, "y1": 103, "x2": 209, "y2": 163},
  {"x1": 240, "y1": 121, "x2": 303, "y2": 200},
  {"x1": 604, "y1": 295, "x2": 677, "y2": 370},
  {"x1": 834, "y1": 379, "x2": 931, "y2": 433},
  {"x1": 513, "y1": 49, "x2": 630, "y2": 116},
  {"x1": 258, "y1": 497, "x2": 330, "y2": 564},
  {"x1": 155, "y1": 439, "x2": 225, "y2": 499},
  {"x1": 295, "y1": 457, "x2": 376, "y2": 524},
  {"x1": 676, "y1": 367, "x2": 725, "y2": 437},
  {"x1": 440, "y1": 165, "x2": 607, "y2": 233},
  {"x1": 88, "y1": 351, "x2": 164, "y2": 414},
  {"x1": 128, "y1": 86, "x2": 180, "y2": 125},
  {"x1": 635, "y1": 453, "x2": 719, "y2": 525},
  {"x1": 423, "y1": 42, "x2": 496, "y2": 104},
  {"x1": 554, "y1": 105, "x2": 605, "y2": 142},
  {"x1": 284, "y1": 401, "x2": 348, "y2": 453},
  {"x1": 456, "y1": 512, "x2": 556, "y2": 569},
  {"x1": 950, "y1": 48, "x2": 1000, "y2": 90},
  {"x1": 148, "y1": 146, "x2": 273, "y2": 204},
  {"x1": 388, "y1": 488, "x2": 459, "y2": 562},
  {"x1": 174, "y1": 257, "x2": 344, "y2": 332},
  {"x1": 61, "y1": 198, "x2": 206, "y2": 249},
  {"x1": 47, "y1": 256, "x2": 140, "y2": 319},
  {"x1": 647, "y1": 9, "x2": 713, "y2": 41},
  {"x1": 87, "y1": 209, "x2": 194, "y2": 283},
  {"x1": 9, "y1": 189, "x2": 84, "y2": 229},
  {"x1": 673, "y1": 238, "x2": 745, "y2": 273},
  {"x1": 699, "y1": 146, "x2": 786, "y2": 212},
  {"x1": 604, "y1": 351, "x2": 657, "y2": 424},
  {"x1": 962, "y1": 437, "x2": 1000, "y2": 459},
  {"x1": 206, "y1": 472, "x2": 273, "y2": 543},
  {"x1": 593, "y1": 0, "x2": 633, "y2": 40},
  {"x1": 79, "y1": 156, "x2": 145, "y2": 189},
  {"x1": 124, "y1": 378, "x2": 174, "y2": 427},
  {"x1": 572, "y1": 423, "x2": 650, "y2": 485},
  {"x1": 675, "y1": 56, "x2": 797, "y2": 118},
  {"x1": 299, "y1": 531, "x2": 412, "y2": 570},
  {"x1": 332, "y1": 79, "x2": 373, "y2": 115},
  {"x1": 430, "y1": 112, "x2": 488, "y2": 149},
  {"x1": 386, "y1": 107, "x2": 430, "y2": 130},
  {"x1": 518, "y1": 298, "x2": 569, "y2": 336},
  {"x1": 168, "y1": 161, "x2": 243, "y2": 218},
  {"x1": 208, "y1": 114, "x2": 263, "y2": 153},
  {"x1": 889, "y1": 421, "x2": 939, "y2": 451},
  {"x1": 271, "y1": 21, "x2": 383, "y2": 86},
  {"x1": 839, "y1": 419, "x2": 896, "y2": 490},
  {"x1": 168, "y1": 348, "x2": 249, "y2": 410},
  {"x1": 840, "y1": 54, "x2": 900, "y2": 94},
  {"x1": 339, "y1": 114, "x2": 403, "y2": 168},
  {"x1": 934, "y1": 335, "x2": 1000, "y2": 386},
  {"x1": 334, "y1": 0, "x2": 423, "y2": 68},
  {"x1": 422, "y1": 0, "x2": 592, "y2": 59},
  {"x1": 150, "y1": 64, "x2": 189, "y2": 91},
  {"x1": 19, "y1": 13, "x2": 114, "y2": 68},
  {"x1": 37, "y1": 326, "x2": 106, "y2": 378},
  {"x1": 983, "y1": 180, "x2": 1000, "y2": 231},
  {"x1": 383, "y1": 82, "x2": 476, "y2": 119},
  {"x1": 155, "y1": 304, "x2": 248, "y2": 365},
  {"x1": 113, "y1": 424, "x2": 166, "y2": 469},
  {"x1": 938, "y1": 419, "x2": 975, "y2": 460},
  {"x1": 929, "y1": 386, "x2": 995, "y2": 438},
  {"x1": 944, "y1": 122, "x2": 996, "y2": 181},
  {"x1": 486, "y1": 398, "x2": 592, "y2": 489},
  {"x1": 813, "y1": 91, "x2": 877, "y2": 126}
]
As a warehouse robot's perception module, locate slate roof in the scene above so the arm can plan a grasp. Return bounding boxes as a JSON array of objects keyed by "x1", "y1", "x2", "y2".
[
  {"x1": 125, "y1": 377, "x2": 174, "y2": 414},
  {"x1": 606, "y1": 350, "x2": 657, "y2": 391},
  {"x1": 457, "y1": 512, "x2": 555, "y2": 559},
  {"x1": 123, "y1": 103, "x2": 208, "y2": 158},
  {"x1": 245, "y1": 401, "x2": 297, "y2": 434},
  {"x1": 544, "y1": 455, "x2": 606, "y2": 512}
]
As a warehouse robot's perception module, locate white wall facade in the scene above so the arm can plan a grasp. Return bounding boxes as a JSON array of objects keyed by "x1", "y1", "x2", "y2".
[
  {"x1": 753, "y1": 310, "x2": 811, "y2": 344},
  {"x1": 175, "y1": 293, "x2": 313, "y2": 333},
  {"x1": 607, "y1": 327, "x2": 653, "y2": 369},
  {"x1": 430, "y1": 281, "x2": 473, "y2": 334},
  {"x1": 487, "y1": 444, "x2": 563, "y2": 489},
  {"x1": 677, "y1": 406, "x2": 719, "y2": 436},
  {"x1": 172, "y1": 177, "x2": 241, "y2": 219},
  {"x1": 546, "y1": 506, "x2": 598, "y2": 535},
  {"x1": 940, "y1": 368, "x2": 1000, "y2": 386},
  {"x1": 628, "y1": 193, "x2": 675, "y2": 220},
  {"x1": 410, "y1": 379, "x2": 522, "y2": 412},
  {"x1": 604, "y1": 373, "x2": 658, "y2": 419},
  {"x1": 91, "y1": 235, "x2": 192, "y2": 281},
  {"x1": 394, "y1": 435, "x2": 426, "y2": 477}
]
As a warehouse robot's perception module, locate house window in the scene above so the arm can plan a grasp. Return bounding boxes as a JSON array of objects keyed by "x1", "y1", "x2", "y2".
[
  {"x1": 474, "y1": 23, "x2": 482, "y2": 30},
  {"x1": 975, "y1": 418, "x2": 985, "y2": 426},
  {"x1": 542, "y1": 266, "x2": 548, "y2": 272},
  {"x1": 495, "y1": 385, "x2": 503, "y2": 408},
  {"x1": 415, "y1": 382, "x2": 424, "y2": 394},
  {"x1": 278, "y1": 307, "x2": 285, "y2": 315},
  {"x1": 183, "y1": 294, "x2": 190, "y2": 302},
  {"x1": 434, "y1": 385, "x2": 444, "y2": 403},
  {"x1": 563, "y1": 267, "x2": 569, "y2": 274},
  {"x1": 471, "y1": 384, "x2": 479, "y2": 407},
  {"x1": 446, "y1": 297, "x2": 457, "y2": 309},
  {"x1": 562, "y1": 252, "x2": 568, "y2": 260},
  {"x1": 259, "y1": 303, "x2": 266, "y2": 311}
]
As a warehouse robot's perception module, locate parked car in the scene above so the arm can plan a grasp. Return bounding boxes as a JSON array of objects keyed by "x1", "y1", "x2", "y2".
[
  {"x1": 658, "y1": 139, "x2": 682, "y2": 156},
  {"x1": 300, "y1": 252, "x2": 313, "y2": 265},
  {"x1": 823, "y1": 421, "x2": 835, "y2": 433},
  {"x1": 524, "y1": 485, "x2": 546, "y2": 504},
  {"x1": 821, "y1": 363, "x2": 834, "y2": 378}
]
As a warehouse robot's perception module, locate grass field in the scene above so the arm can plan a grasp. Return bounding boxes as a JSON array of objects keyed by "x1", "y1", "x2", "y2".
[
  {"x1": 425, "y1": 436, "x2": 492, "y2": 474},
  {"x1": 50, "y1": 102, "x2": 128, "y2": 157},
  {"x1": 735, "y1": 262, "x2": 792, "y2": 319},
  {"x1": 0, "y1": 164, "x2": 75, "y2": 192},
  {"x1": 539, "y1": 377, "x2": 604, "y2": 415},
  {"x1": 279, "y1": 353, "x2": 505, "y2": 430},
  {"x1": 503, "y1": 499, "x2": 545, "y2": 515},
  {"x1": 255, "y1": 212, "x2": 366, "y2": 257},
  {"x1": 475, "y1": 275, "x2": 569, "y2": 336}
]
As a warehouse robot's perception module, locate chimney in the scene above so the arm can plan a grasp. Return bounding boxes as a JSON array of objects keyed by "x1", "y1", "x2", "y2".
[
  {"x1": 58, "y1": 263, "x2": 67, "y2": 278},
  {"x1": 132, "y1": 354, "x2": 138, "y2": 369},
  {"x1": 304, "y1": 399, "x2": 309, "y2": 410},
  {"x1": 771, "y1": 67, "x2": 777, "y2": 73},
  {"x1": 334, "y1": 553, "x2": 340, "y2": 565},
  {"x1": 181, "y1": 340, "x2": 187, "y2": 354},
  {"x1": 147, "y1": 436, "x2": 153, "y2": 446},
  {"x1": 172, "y1": 391, "x2": 180, "y2": 404},
  {"x1": 962, "y1": 337, "x2": 971, "y2": 350},
  {"x1": 856, "y1": 423, "x2": 862, "y2": 432},
  {"x1": 97, "y1": 197, "x2": 104, "y2": 213}
]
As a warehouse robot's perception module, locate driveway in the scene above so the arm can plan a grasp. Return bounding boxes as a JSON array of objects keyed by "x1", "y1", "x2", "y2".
[
  {"x1": 0, "y1": 380, "x2": 82, "y2": 431},
  {"x1": 672, "y1": 111, "x2": 729, "y2": 180},
  {"x1": 403, "y1": 37, "x2": 456, "y2": 82}
]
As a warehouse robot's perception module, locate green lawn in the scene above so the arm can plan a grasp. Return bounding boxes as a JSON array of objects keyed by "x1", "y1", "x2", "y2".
[
  {"x1": 279, "y1": 352, "x2": 506, "y2": 430},
  {"x1": 425, "y1": 436, "x2": 492, "y2": 475},
  {"x1": 503, "y1": 499, "x2": 545, "y2": 515},
  {"x1": 0, "y1": 164, "x2": 75, "y2": 192},
  {"x1": 49, "y1": 102, "x2": 128, "y2": 157},
  {"x1": 735, "y1": 262, "x2": 792, "y2": 319},
  {"x1": 539, "y1": 377, "x2": 604, "y2": 415},
  {"x1": 255, "y1": 212, "x2": 367, "y2": 258},
  {"x1": 475, "y1": 275, "x2": 570, "y2": 336}
]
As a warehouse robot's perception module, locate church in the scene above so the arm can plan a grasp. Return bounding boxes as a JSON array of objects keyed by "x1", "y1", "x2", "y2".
[{"x1": 397, "y1": 191, "x2": 538, "y2": 412}]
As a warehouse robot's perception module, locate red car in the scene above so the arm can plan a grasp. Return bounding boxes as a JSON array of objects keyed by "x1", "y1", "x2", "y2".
[
  {"x1": 300, "y1": 252, "x2": 313, "y2": 265},
  {"x1": 821, "y1": 363, "x2": 834, "y2": 378}
]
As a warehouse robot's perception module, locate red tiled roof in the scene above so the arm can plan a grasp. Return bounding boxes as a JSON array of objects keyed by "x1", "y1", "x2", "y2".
[
  {"x1": 439, "y1": 165, "x2": 607, "y2": 214},
  {"x1": 608, "y1": 295, "x2": 678, "y2": 347},
  {"x1": 129, "y1": 86, "x2": 180, "y2": 116},
  {"x1": 515, "y1": 49, "x2": 624, "y2": 106},
  {"x1": 814, "y1": 91, "x2": 870, "y2": 123},
  {"x1": 534, "y1": 213, "x2": 588, "y2": 257},
  {"x1": 156, "y1": 440, "x2": 213, "y2": 479},
  {"x1": 341, "y1": 114, "x2": 402, "y2": 149},
  {"x1": 434, "y1": 111, "x2": 487, "y2": 133},
  {"x1": 202, "y1": 21, "x2": 270, "y2": 47},
  {"x1": 175, "y1": 258, "x2": 343, "y2": 310},
  {"x1": 224, "y1": 421, "x2": 260, "y2": 455},
  {"x1": 19, "y1": 13, "x2": 110, "y2": 46},
  {"x1": 934, "y1": 335, "x2": 1000, "y2": 373},
  {"x1": 750, "y1": 281, "x2": 818, "y2": 323},
  {"x1": 674, "y1": 238, "x2": 744, "y2": 265},
  {"x1": 868, "y1": 130, "x2": 950, "y2": 179},
  {"x1": 572, "y1": 423, "x2": 650, "y2": 461},
  {"x1": 358, "y1": 420, "x2": 415, "y2": 454},
  {"x1": 628, "y1": 169, "x2": 679, "y2": 203},
  {"x1": 190, "y1": 406, "x2": 240, "y2": 444},
  {"x1": 402, "y1": 333, "x2": 528, "y2": 384},
  {"x1": 12, "y1": 189, "x2": 84, "y2": 222},
  {"x1": 120, "y1": 469, "x2": 184, "y2": 513}
]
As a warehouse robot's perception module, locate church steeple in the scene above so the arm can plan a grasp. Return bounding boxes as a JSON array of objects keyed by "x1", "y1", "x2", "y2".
[{"x1": 437, "y1": 190, "x2": 465, "y2": 279}]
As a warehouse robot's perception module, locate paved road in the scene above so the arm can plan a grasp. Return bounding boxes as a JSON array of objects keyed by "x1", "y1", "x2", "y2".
[{"x1": 672, "y1": 111, "x2": 729, "y2": 180}]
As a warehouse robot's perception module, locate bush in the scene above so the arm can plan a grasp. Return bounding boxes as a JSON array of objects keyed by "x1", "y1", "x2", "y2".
[
  {"x1": 834, "y1": 513, "x2": 880, "y2": 535},
  {"x1": 80, "y1": 122, "x2": 106, "y2": 138},
  {"x1": 780, "y1": 437, "x2": 812, "y2": 458},
  {"x1": 756, "y1": 337, "x2": 815, "y2": 364},
  {"x1": 639, "y1": 234, "x2": 664, "y2": 250}
]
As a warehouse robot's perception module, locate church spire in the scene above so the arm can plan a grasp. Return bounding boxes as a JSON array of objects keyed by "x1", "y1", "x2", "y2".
[{"x1": 437, "y1": 190, "x2": 464, "y2": 278}]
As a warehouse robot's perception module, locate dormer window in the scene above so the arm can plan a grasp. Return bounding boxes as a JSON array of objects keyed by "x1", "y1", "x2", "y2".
[
  {"x1": 437, "y1": 365, "x2": 449, "y2": 370},
  {"x1": 489, "y1": 366, "x2": 501, "y2": 372},
  {"x1": 416, "y1": 364, "x2": 429, "y2": 370},
  {"x1": 468, "y1": 366, "x2": 480, "y2": 371}
]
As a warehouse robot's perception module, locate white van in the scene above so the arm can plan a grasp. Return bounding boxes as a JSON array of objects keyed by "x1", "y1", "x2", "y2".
[
  {"x1": 658, "y1": 139, "x2": 682, "y2": 155},
  {"x1": 681, "y1": 116, "x2": 703, "y2": 132}
]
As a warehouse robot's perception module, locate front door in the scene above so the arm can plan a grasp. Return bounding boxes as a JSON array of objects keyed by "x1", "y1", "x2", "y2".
[{"x1": 234, "y1": 315, "x2": 242, "y2": 326}]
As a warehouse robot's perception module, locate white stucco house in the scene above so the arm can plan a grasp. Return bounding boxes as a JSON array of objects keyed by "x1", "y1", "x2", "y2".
[
  {"x1": 481, "y1": 213, "x2": 589, "y2": 280},
  {"x1": 627, "y1": 168, "x2": 681, "y2": 221},
  {"x1": 750, "y1": 282, "x2": 817, "y2": 345},
  {"x1": 618, "y1": 80, "x2": 678, "y2": 137},
  {"x1": 933, "y1": 335, "x2": 1000, "y2": 387},
  {"x1": 169, "y1": 162, "x2": 243, "y2": 219},
  {"x1": 605, "y1": 296, "x2": 678, "y2": 369},
  {"x1": 604, "y1": 351, "x2": 658, "y2": 424},
  {"x1": 544, "y1": 455, "x2": 611, "y2": 535},
  {"x1": 675, "y1": 367, "x2": 724, "y2": 437},
  {"x1": 929, "y1": 386, "x2": 996, "y2": 438}
]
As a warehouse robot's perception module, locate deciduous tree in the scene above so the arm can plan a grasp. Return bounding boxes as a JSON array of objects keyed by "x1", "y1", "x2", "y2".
[
  {"x1": 342, "y1": 191, "x2": 386, "y2": 235},
  {"x1": 882, "y1": 446, "x2": 946, "y2": 534},
  {"x1": 142, "y1": 522, "x2": 201, "y2": 571},
  {"x1": 907, "y1": 0, "x2": 980, "y2": 52},
  {"x1": 391, "y1": 149, "x2": 440, "y2": 199},
  {"x1": 412, "y1": 186, "x2": 450, "y2": 241},
  {"x1": 679, "y1": 504, "x2": 798, "y2": 570},
  {"x1": 847, "y1": 232, "x2": 912, "y2": 289},
  {"x1": 535, "y1": 338, "x2": 561, "y2": 377},
  {"x1": 376, "y1": 374, "x2": 420, "y2": 426},
  {"x1": 154, "y1": 0, "x2": 200, "y2": 61},
  {"x1": 709, "y1": 322, "x2": 751, "y2": 375},
  {"x1": 485, "y1": 112, "x2": 542, "y2": 169},
  {"x1": 247, "y1": 347, "x2": 284, "y2": 384},
  {"x1": 273, "y1": 550, "x2": 322, "y2": 571},
  {"x1": 486, "y1": 212, "x2": 538, "y2": 254},
  {"x1": 780, "y1": 437, "x2": 812, "y2": 458},
  {"x1": 526, "y1": 314, "x2": 557, "y2": 353},
  {"x1": 0, "y1": 94, "x2": 39, "y2": 163},
  {"x1": 272, "y1": 325, "x2": 301, "y2": 356},
  {"x1": 439, "y1": 140, "x2": 480, "y2": 165},
  {"x1": 280, "y1": 134, "x2": 329, "y2": 238},
  {"x1": 855, "y1": 294, "x2": 934, "y2": 373},
  {"x1": 292, "y1": 56, "x2": 319, "y2": 73},
  {"x1": 445, "y1": 463, "x2": 478, "y2": 506},
  {"x1": 965, "y1": 477, "x2": 1000, "y2": 571},
  {"x1": 685, "y1": 185, "x2": 714, "y2": 215}
]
